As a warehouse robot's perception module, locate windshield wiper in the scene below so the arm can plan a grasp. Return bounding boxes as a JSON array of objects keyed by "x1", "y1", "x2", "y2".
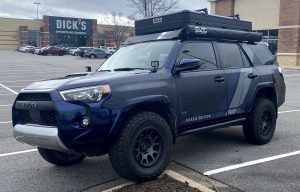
[
  {"x1": 113, "y1": 68, "x2": 147, "y2": 71},
  {"x1": 97, "y1": 69, "x2": 111, "y2": 72}
]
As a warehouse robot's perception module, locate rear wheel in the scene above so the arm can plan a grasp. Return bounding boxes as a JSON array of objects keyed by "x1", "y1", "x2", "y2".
[
  {"x1": 243, "y1": 98, "x2": 277, "y2": 145},
  {"x1": 38, "y1": 148, "x2": 85, "y2": 166},
  {"x1": 109, "y1": 112, "x2": 173, "y2": 182}
]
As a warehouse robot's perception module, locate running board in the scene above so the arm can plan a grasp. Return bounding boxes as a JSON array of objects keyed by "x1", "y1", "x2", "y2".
[{"x1": 179, "y1": 118, "x2": 246, "y2": 136}]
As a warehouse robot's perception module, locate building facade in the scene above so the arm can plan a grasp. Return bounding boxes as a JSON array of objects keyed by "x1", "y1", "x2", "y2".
[
  {"x1": 209, "y1": 0, "x2": 300, "y2": 68},
  {"x1": 0, "y1": 16, "x2": 133, "y2": 50}
]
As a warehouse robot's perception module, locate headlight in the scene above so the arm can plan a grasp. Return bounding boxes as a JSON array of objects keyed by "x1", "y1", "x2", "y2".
[{"x1": 60, "y1": 85, "x2": 111, "y2": 103}]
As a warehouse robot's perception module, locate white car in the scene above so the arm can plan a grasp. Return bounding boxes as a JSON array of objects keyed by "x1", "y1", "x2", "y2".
[
  {"x1": 34, "y1": 48, "x2": 41, "y2": 54},
  {"x1": 107, "y1": 47, "x2": 117, "y2": 54},
  {"x1": 18, "y1": 45, "x2": 35, "y2": 53},
  {"x1": 70, "y1": 48, "x2": 78, "y2": 56}
]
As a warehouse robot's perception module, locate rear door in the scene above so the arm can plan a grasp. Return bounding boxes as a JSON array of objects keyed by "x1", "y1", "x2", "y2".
[
  {"x1": 175, "y1": 41, "x2": 227, "y2": 127},
  {"x1": 216, "y1": 42, "x2": 258, "y2": 115}
]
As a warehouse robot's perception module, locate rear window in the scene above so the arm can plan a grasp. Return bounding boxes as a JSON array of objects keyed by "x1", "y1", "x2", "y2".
[{"x1": 241, "y1": 44, "x2": 274, "y2": 65}]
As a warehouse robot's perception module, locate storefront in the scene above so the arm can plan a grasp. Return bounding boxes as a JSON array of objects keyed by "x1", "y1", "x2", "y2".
[
  {"x1": 208, "y1": 0, "x2": 300, "y2": 67},
  {"x1": 0, "y1": 15, "x2": 132, "y2": 49}
]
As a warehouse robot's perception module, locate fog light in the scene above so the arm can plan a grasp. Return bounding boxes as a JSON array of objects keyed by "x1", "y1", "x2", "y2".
[{"x1": 81, "y1": 117, "x2": 90, "y2": 127}]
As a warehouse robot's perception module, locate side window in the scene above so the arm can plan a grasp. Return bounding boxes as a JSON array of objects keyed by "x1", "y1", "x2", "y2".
[
  {"x1": 241, "y1": 43, "x2": 274, "y2": 65},
  {"x1": 217, "y1": 43, "x2": 244, "y2": 68},
  {"x1": 177, "y1": 42, "x2": 217, "y2": 71}
]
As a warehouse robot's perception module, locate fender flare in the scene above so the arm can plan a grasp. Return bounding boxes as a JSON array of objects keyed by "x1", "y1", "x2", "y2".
[
  {"x1": 247, "y1": 82, "x2": 277, "y2": 114},
  {"x1": 108, "y1": 95, "x2": 177, "y2": 139}
]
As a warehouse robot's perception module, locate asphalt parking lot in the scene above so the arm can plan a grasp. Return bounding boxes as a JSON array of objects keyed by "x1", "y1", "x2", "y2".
[{"x1": 0, "y1": 50, "x2": 299, "y2": 192}]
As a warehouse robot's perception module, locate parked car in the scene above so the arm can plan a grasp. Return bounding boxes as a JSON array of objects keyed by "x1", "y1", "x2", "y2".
[
  {"x1": 34, "y1": 48, "x2": 41, "y2": 54},
  {"x1": 107, "y1": 47, "x2": 117, "y2": 54},
  {"x1": 39, "y1": 46, "x2": 67, "y2": 56},
  {"x1": 11, "y1": 10, "x2": 286, "y2": 183},
  {"x1": 66, "y1": 47, "x2": 77, "y2": 54},
  {"x1": 18, "y1": 45, "x2": 35, "y2": 53},
  {"x1": 70, "y1": 48, "x2": 79, "y2": 56},
  {"x1": 78, "y1": 47, "x2": 93, "y2": 57},
  {"x1": 83, "y1": 48, "x2": 111, "y2": 58}
]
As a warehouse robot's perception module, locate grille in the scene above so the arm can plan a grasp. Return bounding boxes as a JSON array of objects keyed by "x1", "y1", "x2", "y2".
[
  {"x1": 17, "y1": 109, "x2": 56, "y2": 126},
  {"x1": 17, "y1": 93, "x2": 51, "y2": 101},
  {"x1": 16, "y1": 93, "x2": 56, "y2": 126}
]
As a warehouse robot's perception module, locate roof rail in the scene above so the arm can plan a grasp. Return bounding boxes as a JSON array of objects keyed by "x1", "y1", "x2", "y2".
[{"x1": 228, "y1": 14, "x2": 240, "y2": 20}]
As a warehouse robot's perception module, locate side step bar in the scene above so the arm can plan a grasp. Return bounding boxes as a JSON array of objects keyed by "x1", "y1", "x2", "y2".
[{"x1": 179, "y1": 118, "x2": 246, "y2": 136}]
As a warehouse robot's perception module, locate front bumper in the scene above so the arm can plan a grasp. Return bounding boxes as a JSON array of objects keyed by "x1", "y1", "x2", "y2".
[{"x1": 13, "y1": 124, "x2": 69, "y2": 152}]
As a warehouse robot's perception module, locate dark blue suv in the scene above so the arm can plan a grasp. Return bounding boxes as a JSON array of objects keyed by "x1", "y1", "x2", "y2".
[{"x1": 12, "y1": 25, "x2": 285, "y2": 182}]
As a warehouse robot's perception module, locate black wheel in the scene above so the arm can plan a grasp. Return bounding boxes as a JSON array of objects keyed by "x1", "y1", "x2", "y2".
[
  {"x1": 243, "y1": 98, "x2": 277, "y2": 145},
  {"x1": 43, "y1": 51, "x2": 48, "y2": 56},
  {"x1": 109, "y1": 112, "x2": 173, "y2": 182},
  {"x1": 37, "y1": 147, "x2": 85, "y2": 166}
]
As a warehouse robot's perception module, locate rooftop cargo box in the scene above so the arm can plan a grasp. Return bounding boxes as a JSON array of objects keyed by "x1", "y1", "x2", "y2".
[{"x1": 135, "y1": 9, "x2": 252, "y2": 36}]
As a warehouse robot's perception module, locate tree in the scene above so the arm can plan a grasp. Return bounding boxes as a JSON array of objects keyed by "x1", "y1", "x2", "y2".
[
  {"x1": 127, "y1": 0, "x2": 178, "y2": 18},
  {"x1": 104, "y1": 12, "x2": 133, "y2": 48}
]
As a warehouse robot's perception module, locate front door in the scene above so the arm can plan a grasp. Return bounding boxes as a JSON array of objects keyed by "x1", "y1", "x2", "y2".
[{"x1": 175, "y1": 41, "x2": 227, "y2": 127}]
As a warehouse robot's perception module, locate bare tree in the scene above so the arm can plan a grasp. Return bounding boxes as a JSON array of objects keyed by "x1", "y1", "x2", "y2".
[
  {"x1": 127, "y1": 0, "x2": 178, "y2": 18},
  {"x1": 104, "y1": 12, "x2": 133, "y2": 48}
]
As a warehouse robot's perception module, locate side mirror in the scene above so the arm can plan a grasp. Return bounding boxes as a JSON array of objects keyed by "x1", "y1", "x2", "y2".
[
  {"x1": 85, "y1": 66, "x2": 91, "y2": 72},
  {"x1": 175, "y1": 58, "x2": 201, "y2": 73}
]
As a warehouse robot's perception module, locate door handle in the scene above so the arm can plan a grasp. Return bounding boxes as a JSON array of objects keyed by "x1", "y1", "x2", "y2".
[
  {"x1": 214, "y1": 76, "x2": 225, "y2": 83},
  {"x1": 248, "y1": 73, "x2": 258, "y2": 79}
]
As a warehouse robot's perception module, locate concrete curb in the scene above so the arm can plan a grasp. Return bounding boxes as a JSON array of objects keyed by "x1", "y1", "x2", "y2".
[{"x1": 102, "y1": 170, "x2": 215, "y2": 192}]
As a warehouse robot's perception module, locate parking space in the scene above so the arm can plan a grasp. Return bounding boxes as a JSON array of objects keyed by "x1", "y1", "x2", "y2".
[{"x1": 0, "y1": 50, "x2": 300, "y2": 191}]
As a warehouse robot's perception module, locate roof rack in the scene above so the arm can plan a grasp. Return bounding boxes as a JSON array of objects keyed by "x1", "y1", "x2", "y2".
[{"x1": 124, "y1": 26, "x2": 262, "y2": 45}]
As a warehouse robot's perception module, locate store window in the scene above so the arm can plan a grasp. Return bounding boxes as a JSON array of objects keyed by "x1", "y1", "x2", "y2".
[{"x1": 256, "y1": 29, "x2": 278, "y2": 55}]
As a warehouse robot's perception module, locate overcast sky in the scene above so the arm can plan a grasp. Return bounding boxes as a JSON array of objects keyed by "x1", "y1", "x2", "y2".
[{"x1": 0, "y1": 0, "x2": 210, "y2": 23}]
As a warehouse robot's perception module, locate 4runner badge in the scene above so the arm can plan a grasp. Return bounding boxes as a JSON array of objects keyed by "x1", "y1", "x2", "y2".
[
  {"x1": 195, "y1": 27, "x2": 208, "y2": 34},
  {"x1": 153, "y1": 17, "x2": 162, "y2": 24}
]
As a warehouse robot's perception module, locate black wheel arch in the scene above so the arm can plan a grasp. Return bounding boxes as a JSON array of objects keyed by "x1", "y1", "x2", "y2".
[
  {"x1": 109, "y1": 95, "x2": 178, "y2": 144},
  {"x1": 247, "y1": 83, "x2": 278, "y2": 116}
]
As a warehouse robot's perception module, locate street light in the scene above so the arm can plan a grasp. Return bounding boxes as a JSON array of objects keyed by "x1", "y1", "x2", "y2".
[{"x1": 33, "y1": 2, "x2": 41, "y2": 20}]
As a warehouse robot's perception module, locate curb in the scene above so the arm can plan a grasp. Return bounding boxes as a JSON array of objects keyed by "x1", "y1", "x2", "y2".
[{"x1": 102, "y1": 170, "x2": 215, "y2": 192}]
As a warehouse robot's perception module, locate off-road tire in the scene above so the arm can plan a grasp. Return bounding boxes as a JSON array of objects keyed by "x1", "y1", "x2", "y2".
[
  {"x1": 109, "y1": 112, "x2": 173, "y2": 182},
  {"x1": 243, "y1": 98, "x2": 277, "y2": 145},
  {"x1": 38, "y1": 148, "x2": 85, "y2": 166}
]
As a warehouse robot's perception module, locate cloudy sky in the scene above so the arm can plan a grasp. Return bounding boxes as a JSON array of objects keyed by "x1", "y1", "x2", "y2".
[{"x1": 0, "y1": 0, "x2": 210, "y2": 23}]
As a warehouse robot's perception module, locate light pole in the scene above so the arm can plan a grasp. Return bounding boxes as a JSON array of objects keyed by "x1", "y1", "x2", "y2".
[{"x1": 33, "y1": 2, "x2": 41, "y2": 20}]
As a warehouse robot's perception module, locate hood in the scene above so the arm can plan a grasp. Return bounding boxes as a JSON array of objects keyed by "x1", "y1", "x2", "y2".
[{"x1": 23, "y1": 71, "x2": 149, "y2": 91}]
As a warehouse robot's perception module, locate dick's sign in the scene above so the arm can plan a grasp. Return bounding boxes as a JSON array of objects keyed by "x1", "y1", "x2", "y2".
[{"x1": 49, "y1": 16, "x2": 92, "y2": 35}]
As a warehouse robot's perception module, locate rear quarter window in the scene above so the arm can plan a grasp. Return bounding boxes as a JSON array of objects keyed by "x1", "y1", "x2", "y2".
[{"x1": 241, "y1": 43, "x2": 274, "y2": 65}]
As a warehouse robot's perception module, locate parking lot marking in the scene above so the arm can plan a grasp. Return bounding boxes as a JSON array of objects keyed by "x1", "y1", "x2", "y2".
[
  {"x1": 0, "y1": 104, "x2": 12, "y2": 107},
  {"x1": 0, "y1": 83, "x2": 18, "y2": 95},
  {"x1": 0, "y1": 121, "x2": 12, "y2": 124},
  {"x1": 0, "y1": 149, "x2": 37, "y2": 158},
  {"x1": 278, "y1": 110, "x2": 300, "y2": 114},
  {"x1": 203, "y1": 150, "x2": 300, "y2": 176}
]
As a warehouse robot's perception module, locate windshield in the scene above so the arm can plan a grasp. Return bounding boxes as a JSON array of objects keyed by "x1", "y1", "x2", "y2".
[{"x1": 98, "y1": 41, "x2": 175, "y2": 71}]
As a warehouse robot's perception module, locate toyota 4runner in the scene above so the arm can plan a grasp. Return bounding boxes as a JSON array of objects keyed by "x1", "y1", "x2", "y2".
[{"x1": 12, "y1": 11, "x2": 285, "y2": 182}]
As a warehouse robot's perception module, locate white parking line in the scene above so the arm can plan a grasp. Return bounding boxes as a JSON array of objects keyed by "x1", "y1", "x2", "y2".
[
  {"x1": 204, "y1": 150, "x2": 300, "y2": 176},
  {"x1": 0, "y1": 83, "x2": 18, "y2": 95},
  {"x1": 0, "y1": 149, "x2": 37, "y2": 158},
  {"x1": 0, "y1": 104, "x2": 12, "y2": 107},
  {"x1": 278, "y1": 110, "x2": 300, "y2": 114},
  {"x1": 0, "y1": 121, "x2": 12, "y2": 124}
]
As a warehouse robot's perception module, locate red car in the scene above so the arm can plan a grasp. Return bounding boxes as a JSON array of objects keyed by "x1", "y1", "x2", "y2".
[{"x1": 39, "y1": 46, "x2": 67, "y2": 56}]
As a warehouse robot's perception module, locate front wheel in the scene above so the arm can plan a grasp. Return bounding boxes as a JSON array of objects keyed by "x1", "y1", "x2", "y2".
[
  {"x1": 243, "y1": 98, "x2": 277, "y2": 145},
  {"x1": 109, "y1": 112, "x2": 173, "y2": 182},
  {"x1": 38, "y1": 148, "x2": 85, "y2": 166}
]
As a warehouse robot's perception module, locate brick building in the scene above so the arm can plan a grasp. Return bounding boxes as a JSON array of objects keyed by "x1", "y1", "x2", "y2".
[
  {"x1": 208, "y1": 0, "x2": 300, "y2": 68},
  {"x1": 0, "y1": 15, "x2": 133, "y2": 50}
]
